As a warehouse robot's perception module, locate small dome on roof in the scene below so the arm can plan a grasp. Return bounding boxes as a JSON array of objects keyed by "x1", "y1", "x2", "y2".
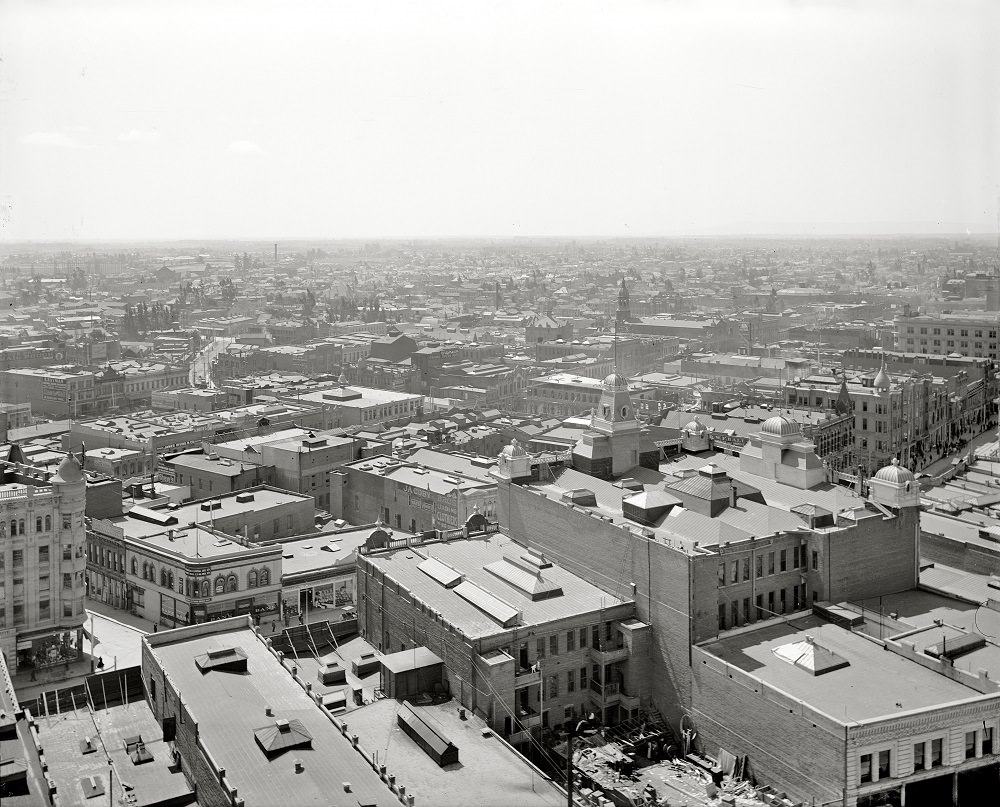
[
  {"x1": 683, "y1": 418, "x2": 706, "y2": 434},
  {"x1": 603, "y1": 372, "x2": 628, "y2": 389},
  {"x1": 873, "y1": 366, "x2": 891, "y2": 391},
  {"x1": 52, "y1": 452, "x2": 84, "y2": 484},
  {"x1": 874, "y1": 457, "x2": 915, "y2": 484},
  {"x1": 761, "y1": 415, "x2": 801, "y2": 436},
  {"x1": 500, "y1": 438, "x2": 526, "y2": 459}
]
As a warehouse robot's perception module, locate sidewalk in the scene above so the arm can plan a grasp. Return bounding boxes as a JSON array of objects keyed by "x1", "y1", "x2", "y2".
[{"x1": 85, "y1": 599, "x2": 157, "y2": 634}]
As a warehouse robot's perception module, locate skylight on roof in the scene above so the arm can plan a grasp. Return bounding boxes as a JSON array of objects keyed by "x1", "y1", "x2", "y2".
[{"x1": 772, "y1": 636, "x2": 849, "y2": 676}]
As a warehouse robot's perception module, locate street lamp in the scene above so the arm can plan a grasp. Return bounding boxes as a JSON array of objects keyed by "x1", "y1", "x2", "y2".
[{"x1": 566, "y1": 713, "x2": 597, "y2": 807}]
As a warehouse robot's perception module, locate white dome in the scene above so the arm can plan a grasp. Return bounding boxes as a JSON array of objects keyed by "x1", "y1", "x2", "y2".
[
  {"x1": 873, "y1": 366, "x2": 891, "y2": 391},
  {"x1": 761, "y1": 415, "x2": 800, "y2": 437},
  {"x1": 874, "y1": 458, "x2": 915, "y2": 484},
  {"x1": 500, "y1": 438, "x2": 527, "y2": 459},
  {"x1": 52, "y1": 452, "x2": 84, "y2": 484},
  {"x1": 683, "y1": 418, "x2": 706, "y2": 434},
  {"x1": 602, "y1": 372, "x2": 628, "y2": 389}
]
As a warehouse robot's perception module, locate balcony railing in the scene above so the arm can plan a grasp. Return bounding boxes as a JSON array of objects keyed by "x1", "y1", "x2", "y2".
[
  {"x1": 589, "y1": 644, "x2": 628, "y2": 665},
  {"x1": 514, "y1": 665, "x2": 541, "y2": 686}
]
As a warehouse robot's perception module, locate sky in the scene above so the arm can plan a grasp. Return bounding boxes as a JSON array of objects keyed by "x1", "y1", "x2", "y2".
[{"x1": 1, "y1": 0, "x2": 997, "y2": 241}]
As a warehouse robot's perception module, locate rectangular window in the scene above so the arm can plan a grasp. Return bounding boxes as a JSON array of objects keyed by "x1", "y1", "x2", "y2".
[
  {"x1": 39, "y1": 545, "x2": 50, "y2": 564},
  {"x1": 730, "y1": 561, "x2": 738, "y2": 584},
  {"x1": 767, "y1": 591, "x2": 775, "y2": 618},
  {"x1": 811, "y1": 551, "x2": 819, "y2": 571},
  {"x1": 755, "y1": 555, "x2": 763, "y2": 578},
  {"x1": 547, "y1": 674, "x2": 558, "y2": 698},
  {"x1": 793, "y1": 546, "x2": 800, "y2": 568},
  {"x1": 718, "y1": 603, "x2": 726, "y2": 630},
  {"x1": 63, "y1": 601, "x2": 73, "y2": 617},
  {"x1": 731, "y1": 600, "x2": 739, "y2": 627},
  {"x1": 550, "y1": 635, "x2": 558, "y2": 656},
  {"x1": 877, "y1": 749, "x2": 890, "y2": 779},
  {"x1": 966, "y1": 731, "x2": 976, "y2": 759},
  {"x1": 39, "y1": 598, "x2": 50, "y2": 620},
  {"x1": 39, "y1": 575, "x2": 50, "y2": 592},
  {"x1": 718, "y1": 563, "x2": 726, "y2": 585},
  {"x1": 779, "y1": 549, "x2": 787, "y2": 572},
  {"x1": 983, "y1": 727, "x2": 993, "y2": 755},
  {"x1": 273, "y1": 518, "x2": 280, "y2": 534},
  {"x1": 63, "y1": 543, "x2": 72, "y2": 560},
  {"x1": 580, "y1": 627, "x2": 587, "y2": 649},
  {"x1": 580, "y1": 667, "x2": 587, "y2": 690},
  {"x1": 931, "y1": 738, "x2": 943, "y2": 767},
  {"x1": 536, "y1": 637, "x2": 545, "y2": 659},
  {"x1": 913, "y1": 742, "x2": 925, "y2": 771},
  {"x1": 779, "y1": 588, "x2": 787, "y2": 613},
  {"x1": 859, "y1": 753, "x2": 872, "y2": 784},
  {"x1": 63, "y1": 572, "x2": 73, "y2": 590},
  {"x1": 567, "y1": 671, "x2": 575, "y2": 693},
  {"x1": 13, "y1": 549, "x2": 23, "y2": 568},
  {"x1": 741, "y1": 558, "x2": 750, "y2": 581},
  {"x1": 743, "y1": 597, "x2": 750, "y2": 623},
  {"x1": 566, "y1": 630, "x2": 575, "y2": 652},
  {"x1": 768, "y1": 552, "x2": 775, "y2": 575},
  {"x1": 756, "y1": 594, "x2": 764, "y2": 620},
  {"x1": 14, "y1": 603, "x2": 25, "y2": 625}
]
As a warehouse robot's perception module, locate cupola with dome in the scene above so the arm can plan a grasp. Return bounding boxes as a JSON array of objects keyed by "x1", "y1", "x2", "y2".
[{"x1": 869, "y1": 458, "x2": 920, "y2": 509}]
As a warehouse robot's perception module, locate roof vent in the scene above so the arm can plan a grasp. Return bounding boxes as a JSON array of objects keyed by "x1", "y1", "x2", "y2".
[{"x1": 236, "y1": 493, "x2": 255, "y2": 503}]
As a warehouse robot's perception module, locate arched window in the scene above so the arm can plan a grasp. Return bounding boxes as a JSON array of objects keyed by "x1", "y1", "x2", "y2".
[
  {"x1": 214, "y1": 576, "x2": 225, "y2": 595},
  {"x1": 259, "y1": 567, "x2": 270, "y2": 586},
  {"x1": 248, "y1": 569, "x2": 258, "y2": 588},
  {"x1": 18, "y1": 519, "x2": 24, "y2": 535},
  {"x1": 167, "y1": 572, "x2": 174, "y2": 589},
  {"x1": 201, "y1": 580, "x2": 210, "y2": 598},
  {"x1": 226, "y1": 574, "x2": 237, "y2": 593},
  {"x1": 10, "y1": 520, "x2": 16, "y2": 536},
  {"x1": 160, "y1": 569, "x2": 168, "y2": 587},
  {"x1": 36, "y1": 516, "x2": 43, "y2": 533},
  {"x1": 45, "y1": 515, "x2": 51, "y2": 531},
  {"x1": 142, "y1": 562, "x2": 149, "y2": 580},
  {"x1": 131, "y1": 558, "x2": 138, "y2": 575}
]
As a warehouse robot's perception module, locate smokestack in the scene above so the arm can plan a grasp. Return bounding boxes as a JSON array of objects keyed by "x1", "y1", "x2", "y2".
[{"x1": 274, "y1": 243, "x2": 278, "y2": 265}]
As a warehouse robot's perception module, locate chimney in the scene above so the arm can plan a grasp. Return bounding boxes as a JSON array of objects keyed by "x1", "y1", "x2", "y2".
[{"x1": 730, "y1": 484, "x2": 738, "y2": 508}]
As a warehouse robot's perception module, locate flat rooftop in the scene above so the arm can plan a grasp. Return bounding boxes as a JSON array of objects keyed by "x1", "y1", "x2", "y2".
[
  {"x1": 274, "y1": 526, "x2": 390, "y2": 576},
  {"x1": 147, "y1": 623, "x2": 397, "y2": 806},
  {"x1": 34, "y1": 693, "x2": 194, "y2": 807},
  {"x1": 364, "y1": 532, "x2": 631, "y2": 639},
  {"x1": 701, "y1": 615, "x2": 981, "y2": 723},
  {"x1": 345, "y1": 698, "x2": 564, "y2": 807}
]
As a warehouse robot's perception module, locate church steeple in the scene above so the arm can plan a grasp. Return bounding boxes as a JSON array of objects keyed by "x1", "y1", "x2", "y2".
[{"x1": 615, "y1": 276, "x2": 632, "y2": 327}]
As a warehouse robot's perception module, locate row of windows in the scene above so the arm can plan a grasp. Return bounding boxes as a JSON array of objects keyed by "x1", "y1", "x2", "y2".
[
  {"x1": 6, "y1": 515, "x2": 70, "y2": 536},
  {"x1": 905, "y1": 325, "x2": 996, "y2": 338},
  {"x1": 0, "y1": 599, "x2": 75, "y2": 628},
  {"x1": 718, "y1": 547, "x2": 811, "y2": 586},
  {"x1": 132, "y1": 559, "x2": 271, "y2": 594},
  {"x1": 6, "y1": 543, "x2": 76, "y2": 568},
  {"x1": 530, "y1": 623, "x2": 616, "y2": 661},
  {"x1": 718, "y1": 585, "x2": 810, "y2": 630},
  {"x1": 860, "y1": 729, "x2": 995, "y2": 784}
]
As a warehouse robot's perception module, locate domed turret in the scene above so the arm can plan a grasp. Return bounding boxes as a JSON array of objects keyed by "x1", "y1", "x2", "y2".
[
  {"x1": 52, "y1": 452, "x2": 84, "y2": 484},
  {"x1": 761, "y1": 415, "x2": 801, "y2": 437},
  {"x1": 602, "y1": 372, "x2": 628, "y2": 390},
  {"x1": 873, "y1": 366, "x2": 891, "y2": 392},
  {"x1": 682, "y1": 418, "x2": 706, "y2": 434},
  {"x1": 500, "y1": 438, "x2": 526, "y2": 459},
  {"x1": 869, "y1": 457, "x2": 920, "y2": 509},
  {"x1": 874, "y1": 457, "x2": 915, "y2": 484}
]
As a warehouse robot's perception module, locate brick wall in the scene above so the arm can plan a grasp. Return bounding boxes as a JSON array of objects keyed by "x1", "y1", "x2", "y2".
[
  {"x1": 691, "y1": 646, "x2": 847, "y2": 806},
  {"x1": 921, "y1": 530, "x2": 1000, "y2": 576}
]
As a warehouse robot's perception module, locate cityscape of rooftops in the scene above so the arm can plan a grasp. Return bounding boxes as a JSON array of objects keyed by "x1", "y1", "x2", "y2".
[{"x1": 1, "y1": 2, "x2": 998, "y2": 807}]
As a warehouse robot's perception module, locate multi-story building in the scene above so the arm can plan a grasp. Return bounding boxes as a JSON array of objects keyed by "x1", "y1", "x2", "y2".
[
  {"x1": 356, "y1": 524, "x2": 650, "y2": 745},
  {"x1": 784, "y1": 364, "x2": 983, "y2": 474},
  {"x1": 334, "y1": 454, "x2": 498, "y2": 532},
  {"x1": 526, "y1": 372, "x2": 656, "y2": 419},
  {"x1": 85, "y1": 486, "x2": 312, "y2": 626},
  {"x1": 283, "y1": 381, "x2": 423, "y2": 429},
  {"x1": 0, "y1": 366, "x2": 96, "y2": 419},
  {"x1": 0, "y1": 402, "x2": 32, "y2": 441},
  {"x1": 893, "y1": 310, "x2": 1000, "y2": 360},
  {"x1": 0, "y1": 450, "x2": 88, "y2": 675}
]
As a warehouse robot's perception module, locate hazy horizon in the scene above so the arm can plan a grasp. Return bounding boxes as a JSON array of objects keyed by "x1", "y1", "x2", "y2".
[{"x1": 3, "y1": 0, "x2": 997, "y2": 243}]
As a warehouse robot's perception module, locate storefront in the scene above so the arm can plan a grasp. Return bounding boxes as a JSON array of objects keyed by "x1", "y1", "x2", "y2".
[{"x1": 16, "y1": 628, "x2": 84, "y2": 676}]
